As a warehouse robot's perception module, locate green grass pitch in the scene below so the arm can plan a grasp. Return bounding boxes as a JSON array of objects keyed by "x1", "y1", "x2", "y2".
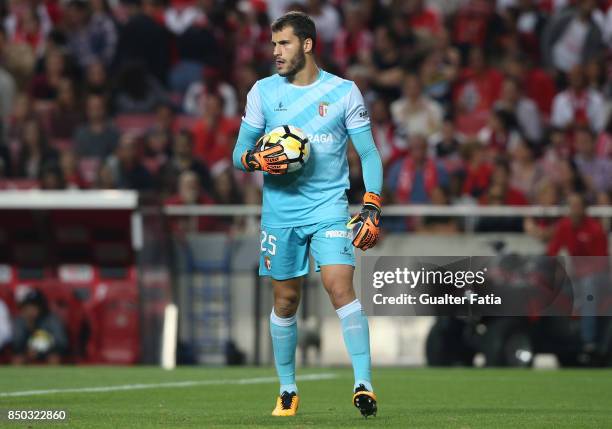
[{"x1": 0, "y1": 366, "x2": 611, "y2": 428}]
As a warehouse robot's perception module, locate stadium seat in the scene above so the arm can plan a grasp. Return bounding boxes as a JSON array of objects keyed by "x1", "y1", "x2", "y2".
[
  {"x1": 86, "y1": 282, "x2": 140, "y2": 364},
  {"x1": 115, "y1": 114, "x2": 156, "y2": 136}
]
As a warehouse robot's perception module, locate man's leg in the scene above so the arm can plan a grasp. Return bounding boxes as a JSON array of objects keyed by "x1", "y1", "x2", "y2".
[
  {"x1": 270, "y1": 276, "x2": 302, "y2": 416},
  {"x1": 271, "y1": 277, "x2": 302, "y2": 394},
  {"x1": 320, "y1": 264, "x2": 376, "y2": 416}
]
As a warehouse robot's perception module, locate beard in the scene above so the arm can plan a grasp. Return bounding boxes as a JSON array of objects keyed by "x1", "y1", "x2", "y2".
[{"x1": 279, "y1": 49, "x2": 306, "y2": 80}]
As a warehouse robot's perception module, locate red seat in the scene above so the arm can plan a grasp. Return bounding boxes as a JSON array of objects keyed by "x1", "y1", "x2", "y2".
[
  {"x1": 115, "y1": 114, "x2": 156, "y2": 136},
  {"x1": 86, "y1": 282, "x2": 140, "y2": 364}
]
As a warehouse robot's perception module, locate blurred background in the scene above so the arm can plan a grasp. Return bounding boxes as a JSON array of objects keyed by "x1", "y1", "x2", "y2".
[{"x1": 0, "y1": 0, "x2": 610, "y2": 369}]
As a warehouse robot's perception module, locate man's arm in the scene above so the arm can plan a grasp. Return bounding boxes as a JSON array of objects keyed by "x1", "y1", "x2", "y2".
[
  {"x1": 350, "y1": 129, "x2": 383, "y2": 195},
  {"x1": 232, "y1": 121, "x2": 263, "y2": 172}
]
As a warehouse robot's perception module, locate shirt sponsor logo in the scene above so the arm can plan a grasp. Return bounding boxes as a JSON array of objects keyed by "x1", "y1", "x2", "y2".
[
  {"x1": 307, "y1": 133, "x2": 334, "y2": 143},
  {"x1": 359, "y1": 109, "x2": 369, "y2": 119},
  {"x1": 274, "y1": 102, "x2": 287, "y2": 112},
  {"x1": 325, "y1": 230, "x2": 351, "y2": 238},
  {"x1": 264, "y1": 256, "x2": 272, "y2": 270}
]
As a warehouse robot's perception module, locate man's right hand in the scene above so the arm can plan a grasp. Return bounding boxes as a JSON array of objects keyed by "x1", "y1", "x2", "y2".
[{"x1": 241, "y1": 135, "x2": 289, "y2": 175}]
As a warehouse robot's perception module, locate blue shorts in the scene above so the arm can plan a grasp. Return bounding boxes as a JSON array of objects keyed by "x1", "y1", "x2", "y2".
[{"x1": 259, "y1": 219, "x2": 355, "y2": 280}]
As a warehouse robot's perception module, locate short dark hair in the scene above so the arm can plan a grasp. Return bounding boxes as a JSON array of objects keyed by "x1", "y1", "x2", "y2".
[{"x1": 271, "y1": 11, "x2": 317, "y2": 49}]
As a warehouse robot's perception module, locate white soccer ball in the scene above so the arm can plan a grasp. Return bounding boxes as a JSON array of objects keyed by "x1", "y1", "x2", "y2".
[{"x1": 263, "y1": 125, "x2": 310, "y2": 173}]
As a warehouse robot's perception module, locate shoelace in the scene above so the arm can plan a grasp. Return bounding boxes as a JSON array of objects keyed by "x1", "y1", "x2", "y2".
[{"x1": 280, "y1": 392, "x2": 295, "y2": 409}]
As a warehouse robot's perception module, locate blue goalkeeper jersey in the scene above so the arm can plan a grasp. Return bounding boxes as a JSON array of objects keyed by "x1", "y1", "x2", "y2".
[{"x1": 242, "y1": 69, "x2": 371, "y2": 228}]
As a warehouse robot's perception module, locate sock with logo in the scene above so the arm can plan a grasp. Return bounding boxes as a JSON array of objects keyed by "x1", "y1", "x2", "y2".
[
  {"x1": 270, "y1": 309, "x2": 298, "y2": 394},
  {"x1": 337, "y1": 299, "x2": 373, "y2": 392}
]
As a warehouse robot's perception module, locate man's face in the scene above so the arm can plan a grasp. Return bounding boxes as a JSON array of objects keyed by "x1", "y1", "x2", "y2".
[
  {"x1": 21, "y1": 303, "x2": 40, "y2": 325},
  {"x1": 272, "y1": 26, "x2": 307, "y2": 78},
  {"x1": 568, "y1": 194, "x2": 585, "y2": 222}
]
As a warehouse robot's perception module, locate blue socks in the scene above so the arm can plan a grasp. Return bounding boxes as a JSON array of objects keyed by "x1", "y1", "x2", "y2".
[
  {"x1": 270, "y1": 309, "x2": 298, "y2": 394},
  {"x1": 270, "y1": 300, "x2": 373, "y2": 395},
  {"x1": 337, "y1": 299, "x2": 373, "y2": 392}
]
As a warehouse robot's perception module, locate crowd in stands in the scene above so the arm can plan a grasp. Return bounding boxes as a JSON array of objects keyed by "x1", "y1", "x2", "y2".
[{"x1": 0, "y1": 0, "x2": 611, "y2": 234}]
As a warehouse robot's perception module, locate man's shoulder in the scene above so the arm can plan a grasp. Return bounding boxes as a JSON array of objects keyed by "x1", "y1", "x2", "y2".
[
  {"x1": 255, "y1": 74, "x2": 283, "y2": 90},
  {"x1": 321, "y1": 70, "x2": 355, "y2": 92}
]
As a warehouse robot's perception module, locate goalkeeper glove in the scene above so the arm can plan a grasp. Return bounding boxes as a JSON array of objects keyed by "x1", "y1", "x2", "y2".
[
  {"x1": 240, "y1": 135, "x2": 289, "y2": 175},
  {"x1": 347, "y1": 192, "x2": 381, "y2": 251}
]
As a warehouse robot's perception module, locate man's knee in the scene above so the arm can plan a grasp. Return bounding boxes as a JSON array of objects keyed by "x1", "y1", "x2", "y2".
[
  {"x1": 274, "y1": 290, "x2": 300, "y2": 317},
  {"x1": 324, "y1": 278, "x2": 355, "y2": 309}
]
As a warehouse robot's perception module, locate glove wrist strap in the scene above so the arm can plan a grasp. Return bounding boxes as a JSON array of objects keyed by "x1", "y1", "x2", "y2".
[{"x1": 363, "y1": 192, "x2": 381, "y2": 211}]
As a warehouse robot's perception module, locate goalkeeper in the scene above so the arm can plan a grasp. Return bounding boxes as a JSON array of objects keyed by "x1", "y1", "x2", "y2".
[{"x1": 232, "y1": 11, "x2": 383, "y2": 418}]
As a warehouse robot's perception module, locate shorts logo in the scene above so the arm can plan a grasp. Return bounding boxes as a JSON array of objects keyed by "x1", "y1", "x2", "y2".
[
  {"x1": 264, "y1": 256, "x2": 272, "y2": 270},
  {"x1": 325, "y1": 230, "x2": 350, "y2": 238},
  {"x1": 319, "y1": 101, "x2": 329, "y2": 117}
]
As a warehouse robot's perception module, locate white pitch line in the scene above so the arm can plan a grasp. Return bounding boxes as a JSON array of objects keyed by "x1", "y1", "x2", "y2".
[{"x1": 0, "y1": 373, "x2": 338, "y2": 398}]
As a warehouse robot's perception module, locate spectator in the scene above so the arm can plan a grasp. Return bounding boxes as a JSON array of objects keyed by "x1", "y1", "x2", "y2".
[
  {"x1": 595, "y1": 116, "x2": 612, "y2": 159},
  {"x1": 361, "y1": 26, "x2": 403, "y2": 101},
  {"x1": 416, "y1": 186, "x2": 461, "y2": 234},
  {"x1": 494, "y1": 77, "x2": 543, "y2": 143},
  {"x1": 48, "y1": 78, "x2": 84, "y2": 140},
  {"x1": 573, "y1": 126, "x2": 612, "y2": 198},
  {"x1": 524, "y1": 178, "x2": 560, "y2": 243},
  {"x1": 305, "y1": 0, "x2": 340, "y2": 55},
  {"x1": 509, "y1": 138, "x2": 543, "y2": 202},
  {"x1": 390, "y1": 73, "x2": 443, "y2": 138},
  {"x1": 428, "y1": 117, "x2": 463, "y2": 173},
  {"x1": 540, "y1": 127, "x2": 571, "y2": 182},
  {"x1": 165, "y1": 170, "x2": 218, "y2": 234},
  {"x1": 452, "y1": 47, "x2": 504, "y2": 135},
  {"x1": 402, "y1": 0, "x2": 443, "y2": 41},
  {"x1": 0, "y1": 298, "x2": 11, "y2": 353},
  {"x1": 12, "y1": 289, "x2": 68, "y2": 365},
  {"x1": 104, "y1": 133, "x2": 153, "y2": 191},
  {"x1": 452, "y1": 0, "x2": 495, "y2": 54},
  {"x1": 73, "y1": 93, "x2": 120, "y2": 160},
  {"x1": 483, "y1": 158, "x2": 529, "y2": 206},
  {"x1": 29, "y1": 49, "x2": 69, "y2": 101},
  {"x1": 64, "y1": 0, "x2": 118, "y2": 70},
  {"x1": 0, "y1": 138, "x2": 11, "y2": 178},
  {"x1": 0, "y1": 28, "x2": 17, "y2": 134},
  {"x1": 113, "y1": 61, "x2": 168, "y2": 114},
  {"x1": 167, "y1": 1, "x2": 220, "y2": 94},
  {"x1": 158, "y1": 129, "x2": 213, "y2": 198},
  {"x1": 116, "y1": 0, "x2": 171, "y2": 84},
  {"x1": 183, "y1": 67, "x2": 238, "y2": 118},
  {"x1": 5, "y1": 3, "x2": 51, "y2": 60},
  {"x1": 542, "y1": 0, "x2": 605, "y2": 74},
  {"x1": 547, "y1": 193, "x2": 609, "y2": 351},
  {"x1": 142, "y1": 129, "x2": 171, "y2": 175},
  {"x1": 551, "y1": 65, "x2": 607, "y2": 133},
  {"x1": 84, "y1": 59, "x2": 110, "y2": 95},
  {"x1": 59, "y1": 149, "x2": 86, "y2": 189},
  {"x1": 15, "y1": 118, "x2": 58, "y2": 179},
  {"x1": 369, "y1": 97, "x2": 404, "y2": 167},
  {"x1": 332, "y1": 2, "x2": 372, "y2": 75},
  {"x1": 39, "y1": 162, "x2": 66, "y2": 189},
  {"x1": 147, "y1": 101, "x2": 176, "y2": 146},
  {"x1": 503, "y1": 54, "x2": 557, "y2": 119},
  {"x1": 461, "y1": 140, "x2": 493, "y2": 199},
  {"x1": 191, "y1": 91, "x2": 240, "y2": 167},
  {"x1": 477, "y1": 108, "x2": 520, "y2": 157},
  {"x1": 556, "y1": 159, "x2": 587, "y2": 203},
  {"x1": 419, "y1": 29, "x2": 461, "y2": 109},
  {"x1": 388, "y1": 134, "x2": 449, "y2": 204},
  {"x1": 512, "y1": 0, "x2": 547, "y2": 62}
]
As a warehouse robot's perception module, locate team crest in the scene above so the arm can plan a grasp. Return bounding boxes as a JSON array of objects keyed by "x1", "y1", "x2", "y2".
[
  {"x1": 264, "y1": 256, "x2": 272, "y2": 270},
  {"x1": 318, "y1": 102, "x2": 329, "y2": 117}
]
